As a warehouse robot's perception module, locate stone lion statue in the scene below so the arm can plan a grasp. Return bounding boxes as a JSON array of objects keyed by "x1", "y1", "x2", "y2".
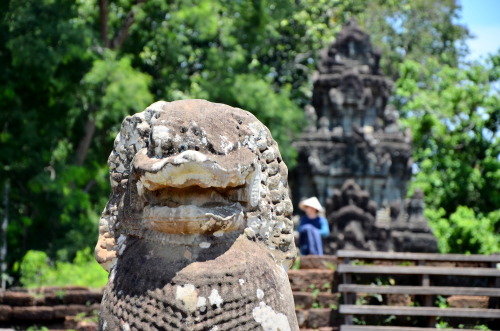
[{"x1": 95, "y1": 100, "x2": 298, "y2": 330}]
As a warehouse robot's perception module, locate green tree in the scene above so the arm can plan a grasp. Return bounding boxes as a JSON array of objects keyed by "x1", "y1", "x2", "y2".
[
  {"x1": 396, "y1": 53, "x2": 500, "y2": 253},
  {"x1": 356, "y1": 0, "x2": 470, "y2": 80},
  {"x1": 0, "y1": 0, "x2": 153, "y2": 265}
]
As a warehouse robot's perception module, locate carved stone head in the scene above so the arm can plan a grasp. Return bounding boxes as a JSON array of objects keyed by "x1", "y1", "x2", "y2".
[{"x1": 95, "y1": 99, "x2": 296, "y2": 271}]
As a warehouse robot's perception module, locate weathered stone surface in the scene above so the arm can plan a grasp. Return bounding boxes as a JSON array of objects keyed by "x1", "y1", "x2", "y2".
[
  {"x1": 300, "y1": 255, "x2": 338, "y2": 270},
  {"x1": 447, "y1": 295, "x2": 489, "y2": 309},
  {"x1": 293, "y1": 292, "x2": 314, "y2": 309},
  {"x1": 387, "y1": 294, "x2": 413, "y2": 306},
  {"x1": 65, "y1": 315, "x2": 99, "y2": 331},
  {"x1": 62, "y1": 290, "x2": 102, "y2": 305},
  {"x1": 41, "y1": 286, "x2": 89, "y2": 292},
  {"x1": 12, "y1": 306, "x2": 53, "y2": 320},
  {"x1": 2, "y1": 291, "x2": 35, "y2": 306},
  {"x1": 76, "y1": 321, "x2": 98, "y2": 331},
  {"x1": 53, "y1": 304, "x2": 91, "y2": 319},
  {"x1": 307, "y1": 308, "x2": 333, "y2": 328},
  {"x1": 293, "y1": 19, "x2": 408, "y2": 210},
  {"x1": 97, "y1": 100, "x2": 298, "y2": 330},
  {"x1": 316, "y1": 293, "x2": 340, "y2": 309},
  {"x1": 0, "y1": 305, "x2": 12, "y2": 321},
  {"x1": 295, "y1": 309, "x2": 309, "y2": 328},
  {"x1": 293, "y1": 292, "x2": 339, "y2": 310},
  {"x1": 43, "y1": 292, "x2": 64, "y2": 305},
  {"x1": 288, "y1": 270, "x2": 334, "y2": 292}
]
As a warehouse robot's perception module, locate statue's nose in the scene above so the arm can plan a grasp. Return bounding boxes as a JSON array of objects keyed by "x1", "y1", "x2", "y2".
[{"x1": 173, "y1": 150, "x2": 208, "y2": 164}]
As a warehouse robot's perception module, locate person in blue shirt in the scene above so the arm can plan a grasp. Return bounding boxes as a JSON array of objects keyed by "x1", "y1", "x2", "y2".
[{"x1": 298, "y1": 197, "x2": 330, "y2": 255}]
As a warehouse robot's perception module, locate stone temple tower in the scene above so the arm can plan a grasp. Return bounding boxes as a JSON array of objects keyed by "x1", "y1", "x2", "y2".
[{"x1": 292, "y1": 20, "x2": 437, "y2": 253}]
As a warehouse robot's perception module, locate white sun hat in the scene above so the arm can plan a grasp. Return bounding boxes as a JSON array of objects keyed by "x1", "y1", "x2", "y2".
[{"x1": 299, "y1": 197, "x2": 323, "y2": 212}]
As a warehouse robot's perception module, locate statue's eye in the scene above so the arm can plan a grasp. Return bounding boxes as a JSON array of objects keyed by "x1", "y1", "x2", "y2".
[
  {"x1": 192, "y1": 127, "x2": 200, "y2": 136},
  {"x1": 179, "y1": 144, "x2": 188, "y2": 153}
]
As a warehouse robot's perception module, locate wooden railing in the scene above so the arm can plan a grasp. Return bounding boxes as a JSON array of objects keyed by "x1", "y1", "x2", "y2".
[{"x1": 337, "y1": 250, "x2": 500, "y2": 331}]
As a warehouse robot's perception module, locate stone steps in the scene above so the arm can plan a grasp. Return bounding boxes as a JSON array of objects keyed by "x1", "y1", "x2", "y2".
[
  {"x1": 0, "y1": 287, "x2": 101, "y2": 331},
  {"x1": 289, "y1": 255, "x2": 342, "y2": 330},
  {"x1": 294, "y1": 291, "x2": 340, "y2": 309},
  {"x1": 288, "y1": 269, "x2": 336, "y2": 292}
]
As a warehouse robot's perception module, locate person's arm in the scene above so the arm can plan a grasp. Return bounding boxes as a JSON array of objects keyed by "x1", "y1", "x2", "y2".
[{"x1": 319, "y1": 217, "x2": 330, "y2": 237}]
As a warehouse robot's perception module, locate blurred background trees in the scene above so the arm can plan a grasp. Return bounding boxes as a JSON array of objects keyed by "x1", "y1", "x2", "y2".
[{"x1": 0, "y1": 0, "x2": 498, "y2": 286}]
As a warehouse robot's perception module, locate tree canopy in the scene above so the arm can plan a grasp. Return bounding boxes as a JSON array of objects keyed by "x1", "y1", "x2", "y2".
[{"x1": 0, "y1": 0, "x2": 498, "y2": 285}]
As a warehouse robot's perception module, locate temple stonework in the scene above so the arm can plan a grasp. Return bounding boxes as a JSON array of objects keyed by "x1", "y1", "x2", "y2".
[{"x1": 293, "y1": 20, "x2": 437, "y2": 253}]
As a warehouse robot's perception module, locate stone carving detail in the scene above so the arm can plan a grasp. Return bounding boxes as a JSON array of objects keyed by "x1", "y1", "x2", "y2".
[
  {"x1": 292, "y1": 20, "x2": 437, "y2": 253},
  {"x1": 325, "y1": 180, "x2": 390, "y2": 252},
  {"x1": 391, "y1": 189, "x2": 438, "y2": 253},
  {"x1": 323, "y1": 181, "x2": 437, "y2": 253},
  {"x1": 95, "y1": 100, "x2": 298, "y2": 330}
]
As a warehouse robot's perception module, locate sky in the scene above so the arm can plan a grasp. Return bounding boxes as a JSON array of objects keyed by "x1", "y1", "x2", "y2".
[{"x1": 459, "y1": 0, "x2": 500, "y2": 60}]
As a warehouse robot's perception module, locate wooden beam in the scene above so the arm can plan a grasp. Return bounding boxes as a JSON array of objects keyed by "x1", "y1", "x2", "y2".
[
  {"x1": 337, "y1": 250, "x2": 500, "y2": 263},
  {"x1": 338, "y1": 284, "x2": 500, "y2": 296},
  {"x1": 339, "y1": 305, "x2": 500, "y2": 318},
  {"x1": 340, "y1": 325, "x2": 479, "y2": 331},
  {"x1": 338, "y1": 265, "x2": 500, "y2": 277}
]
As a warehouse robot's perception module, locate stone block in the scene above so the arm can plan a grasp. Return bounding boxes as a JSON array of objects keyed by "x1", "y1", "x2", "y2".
[
  {"x1": 65, "y1": 316, "x2": 98, "y2": 331},
  {"x1": 0, "y1": 305, "x2": 12, "y2": 321},
  {"x1": 42, "y1": 286, "x2": 89, "y2": 293},
  {"x1": 307, "y1": 308, "x2": 333, "y2": 328},
  {"x1": 300, "y1": 255, "x2": 338, "y2": 270},
  {"x1": 12, "y1": 306, "x2": 53, "y2": 320},
  {"x1": 295, "y1": 309, "x2": 309, "y2": 328},
  {"x1": 43, "y1": 292, "x2": 64, "y2": 305},
  {"x1": 53, "y1": 304, "x2": 90, "y2": 319},
  {"x1": 2, "y1": 291, "x2": 35, "y2": 306},
  {"x1": 294, "y1": 292, "x2": 313, "y2": 309},
  {"x1": 63, "y1": 290, "x2": 103, "y2": 305},
  {"x1": 387, "y1": 293, "x2": 413, "y2": 306},
  {"x1": 288, "y1": 270, "x2": 335, "y2": 292},
  {"x1": 64, "y1": 315, "x2": 79, "y2": 330},
  {"x1": 447, "y1": 295, "x2": 489, "y2": 309},
  {"x1": 77, "y1": 321, "x2": 98, "y2": 331},
  {"x1": 294, "y1": 292, "x2": 340, "y2": 310},
  {"x1": 316, "y1": 293, "x2": 340, "y2": 309},
  {"x1": 88, "y1": 303, "x2": 101, "y2": 313}
]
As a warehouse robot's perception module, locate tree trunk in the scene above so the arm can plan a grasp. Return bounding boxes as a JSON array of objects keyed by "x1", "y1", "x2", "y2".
[
  {"x1": 75, "y1": 0, "x2": 145, "y2": 165},
  {"x1": 99, "y1": 0, "x2": 110, "y2": 47},
  {"x1": 75, "y1": 118, "x2": 96, "y2": 166}
]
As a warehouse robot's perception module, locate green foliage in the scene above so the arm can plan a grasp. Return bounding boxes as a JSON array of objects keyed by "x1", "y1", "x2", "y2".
[
  {"x1": 353, "y1": 317, "x2": 367, "y2": 325},
  {"x1": 82, "y1": 50, "x2": 153, "y2": 128},
  {"x1": 435, "y1": 295, "x2": 448, "y2": 308},
  {"x1": 356, "y1": 0, "x2": 470, "y2": 80},
  {"x1": 26, "y1": 326, "x2": 49, "y2": 331},
  {"x1": 398, "y1": 55, "x2": 500, "y2": 217},
  {"x1": 396, "y1": 51, "x2": 500, "y2": 254},
  {"x1": 75, "y1": 310, "x2": 99, "y2": 324},
  {"x1": 0, "y1": 0, "x2": 494, "y2": 287},
  {"x1": 14, "y1": 248, "x2": 108, "y2": 288},
  {"x1": 427, "y1": 206, "x2": 500, "y2": 254},
  {"x1": 435, "y1": 320, "x2": 452, "y2": 329}
]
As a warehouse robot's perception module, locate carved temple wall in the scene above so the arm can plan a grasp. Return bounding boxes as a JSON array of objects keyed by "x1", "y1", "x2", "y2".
[{"x1": 292, "y1": 20, "x2": 437, "y2": 253}]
